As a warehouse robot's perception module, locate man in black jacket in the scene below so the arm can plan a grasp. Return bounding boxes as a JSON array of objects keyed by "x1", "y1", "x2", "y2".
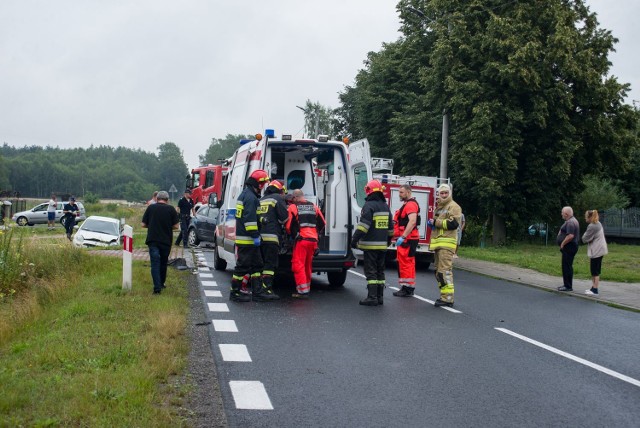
[
  {"x1": 258, "y1": 180, "x2": 288, "y2": 300},
  {"x1": 175, "y1": 189, "x2": 195, "y2": 248},
  {"x1": 351, "y1": 180, "x2": 393, "y2": 306}
]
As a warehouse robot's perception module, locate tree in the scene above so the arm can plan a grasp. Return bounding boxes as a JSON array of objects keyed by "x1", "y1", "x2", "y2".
[
  {"x1": 351, "y1": 0, "x2": 637, "y2": 243},
  {"x1": 574, "y1": 175, "x2": 630, "y2": 215},
  {"x1": 199, "y1": 134, "x2": 253, "y2": 165},
  {"x1": 298, "y1": 100, "x2": 334, "y2": 138},
  {"x1": 157, "y1": 142, "x2": 188, "y2": 193},
  {"x1": 0, "y1": 154, "x2": 10, "y2": 190}
]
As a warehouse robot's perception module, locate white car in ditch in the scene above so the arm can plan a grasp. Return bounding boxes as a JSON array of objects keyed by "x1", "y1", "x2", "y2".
[{"x1": 72, "y1": 216, "x2": 122, "y2": 248}]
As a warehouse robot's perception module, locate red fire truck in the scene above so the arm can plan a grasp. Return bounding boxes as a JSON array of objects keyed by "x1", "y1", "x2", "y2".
[
  {"x1": 186, "y1": 163, "x2": 229, "y2": 209},
  {"x1": 371, "y1": 158, "x2": 449, "y2": 268}
]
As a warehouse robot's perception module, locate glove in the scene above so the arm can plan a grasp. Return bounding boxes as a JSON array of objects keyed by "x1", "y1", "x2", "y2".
[
  {"x1": 396, "y1": 236, "x2": 405, "y2": 247},
  {"x1": 427, "y1": 219, "x2": 436, "y2": 230},
  {"x1": 350, "y1": 240, "x2": 358, "y2": 249},
  {"x1": 253, "y1": 237, "x2": 261, "y2": 247}
]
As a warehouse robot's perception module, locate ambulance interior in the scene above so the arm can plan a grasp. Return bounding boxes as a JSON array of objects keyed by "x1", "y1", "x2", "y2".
[{"x1": 266, "y1": 143, "x2": 350, "y2": 256}]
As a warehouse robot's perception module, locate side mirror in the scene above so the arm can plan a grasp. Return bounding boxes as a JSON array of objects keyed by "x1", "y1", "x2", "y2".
[{"x1": 208, "y1": 193, "x2": 218, "y2": 207}]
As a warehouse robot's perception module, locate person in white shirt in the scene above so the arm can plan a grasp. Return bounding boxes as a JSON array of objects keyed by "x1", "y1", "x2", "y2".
[{"x1": 47, "y1": 194, "x2": 57, "y2": 230}]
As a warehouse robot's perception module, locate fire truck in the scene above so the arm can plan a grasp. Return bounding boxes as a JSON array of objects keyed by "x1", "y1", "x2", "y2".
[
  {"x1": 185, "y1": 163, "x2": 229, "y2": 209},
  {"x1": 370, "y1": 157, "x2": 449, "y2": 268},
  {"x1": 211, "y1": 130, "x2": 373, "y2": 287}
]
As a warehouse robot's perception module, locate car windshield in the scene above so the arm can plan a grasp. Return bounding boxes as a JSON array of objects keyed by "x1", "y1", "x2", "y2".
[{"x1": 81, "y1": 219, "x2": 119, "y2": 236}]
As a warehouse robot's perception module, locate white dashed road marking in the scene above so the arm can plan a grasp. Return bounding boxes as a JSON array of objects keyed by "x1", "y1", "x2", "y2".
[
  {"x1": 199, "y1": 267, "x2": 210, "y2": 272},
  {"x1": 201, "y1": 280, "x2": 218, "y2": 287},
  {"x1": 496, "y1": 328, "x2": 640, "y2": 388},
  {"x1": 204, "y1": 290, "x2": 222, "y2": 297},
  {"x1": 208, "y1": 303, "x2": 230, "y2": 312},
  {"x1": 229, "y1": 381, "x2": 273, "y2": 410},
  {"x1": 219, "y1": 344, "x2": 252, "y2": 362},
  {"x1": 199, "y1": 273, "x2": 214, "y2": 279},
  {"x1": 348, "y1": 270, "x2": 462, "y2": 313},
  {"x1": 213, "y1": 320, "x2": 238, "y2": 332}
]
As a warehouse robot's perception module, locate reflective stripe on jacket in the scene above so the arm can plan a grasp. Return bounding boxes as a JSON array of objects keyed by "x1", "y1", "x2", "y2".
[
  {"x1": 235, "y1": 186, "x2": 260, "y2": 246},
  {"x1": 430, "y1": 198, "x2": 462, "y2": 251},
  {"x1": 354, "y1": 193, "x2": 393, "y2": 250},
  {"x1": 286, "y1": 200, "x2": 326, "y2": 241},
  {"x1": 258, "y1": 193, "x2": 289, "y2": 244}
]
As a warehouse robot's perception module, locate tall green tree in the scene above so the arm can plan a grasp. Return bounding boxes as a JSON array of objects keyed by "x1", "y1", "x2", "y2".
[
  {"x1": 199, "y1": 134, "x2": 253, "y2": 165},
  {"x1": 0, "y1": 154, "x2": 10, "y2": 190},
  {"x1": 298, "y1": 100, "x2": 334, "y2": 138},
  {"x1": 157, "y1": 142, "x2": 188, "y2": 193}
]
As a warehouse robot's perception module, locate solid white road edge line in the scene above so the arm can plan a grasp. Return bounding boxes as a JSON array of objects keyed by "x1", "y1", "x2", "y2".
[
  {"x1": 495, "y1": 327, "x2": 640, "y2": 388},
  {"x1": 219, "y1": 344, "x2": 252, "y2": 362},
  {"x1": 229, "y1": 381, "x2": 273, "y2": 410},
  {"x1": 347, "y1": 270, "x2": 462, "y2": 313}
]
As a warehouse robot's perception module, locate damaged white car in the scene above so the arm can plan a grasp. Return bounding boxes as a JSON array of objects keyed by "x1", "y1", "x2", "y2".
[{"x1": 72, "y1": 216, "x2": 122, "y2": 248}]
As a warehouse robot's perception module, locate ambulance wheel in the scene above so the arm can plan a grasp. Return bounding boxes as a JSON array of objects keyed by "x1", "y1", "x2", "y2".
[
  {"x1": 213, "y1": 240, "x2": 226, "y2": 271},
  {"x1": 328, "y1": 270, "x2": 347, "y2": 287}
]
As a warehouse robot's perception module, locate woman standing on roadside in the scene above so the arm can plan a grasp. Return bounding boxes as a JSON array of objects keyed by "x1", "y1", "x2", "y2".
[{"x1": 582, "y1": 210, "x2": 608, "y2": 295}]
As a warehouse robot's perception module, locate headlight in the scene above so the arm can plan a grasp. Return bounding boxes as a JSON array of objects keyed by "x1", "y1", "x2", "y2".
[{"x1": 76, "y1": 235, "x2": 84, "y2": 242}]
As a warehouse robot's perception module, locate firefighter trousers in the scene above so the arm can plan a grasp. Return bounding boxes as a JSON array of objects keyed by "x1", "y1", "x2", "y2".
[
  {"x1": 434, "y1": 248, "x2": 455, "y2": 302},
  {"x1": 291, "y1": 239, "x2": 316, "y2": 294},
  {"x1": 261, "y1": 242, "x2": 280, "y2": 287},
  {"x1": 397, "y1": 239, "x2": 418, "y2": 289},
  {"x1": 232, "y1": 246, "x2": 263, "y2": 294},
  {"x1": 364, "y1": 250, "x2": 386, "y2": 285}
]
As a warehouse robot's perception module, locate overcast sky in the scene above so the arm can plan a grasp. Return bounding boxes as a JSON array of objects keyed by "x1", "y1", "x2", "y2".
[{"x1": 1, "y1": 1, "x2": 637, "y2": 169}]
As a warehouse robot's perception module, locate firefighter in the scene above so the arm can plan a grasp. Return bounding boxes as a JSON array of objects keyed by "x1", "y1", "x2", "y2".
[
  {"x1": 285, "y1": 189, "x2": 326, "y2": 298},
  {"x1": 230, "y1": 169, "x2": 278, "y2": 302},
  {"x1": 257, "y1": 180, "x2": 289, "y2": 300},
  {"x1": 351, "y1": 180, "x2": 393, "y2": 306},
  {"x1": 427, "y1": 183, "x2": 462, "y2": 307},
  {"x1": 393, "y1": 184, "x2": 420, "y2": 297}
]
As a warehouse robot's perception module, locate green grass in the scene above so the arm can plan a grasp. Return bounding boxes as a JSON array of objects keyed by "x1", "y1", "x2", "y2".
[
  {"x1": 460, "y1": 243, "x2": 640, "y2": 283},
  {"x1": 0, "y1": 255, "x2": 192, "y2": 426}
]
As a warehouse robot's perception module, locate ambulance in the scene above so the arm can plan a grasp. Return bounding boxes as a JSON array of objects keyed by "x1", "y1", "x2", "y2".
[
  {"x1": 211, "y1": 130, "x2": 373, "y2": 287},
  {"x1": 370, "y1": 157, "x2": 449, "y2": 269}
]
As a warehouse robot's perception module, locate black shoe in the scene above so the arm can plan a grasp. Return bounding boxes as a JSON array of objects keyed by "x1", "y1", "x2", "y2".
[
  {"x1": 557, "y1": 286, "x2": 573, "y2": 292},
  {"x1": 434, "y1": 298, "x2": 453, "y2": 307},
  {"x1": 292, "y1": 292, "x2": 309, "y2": 299},
  {"x1": 230, "y1": 292, "x2": 251, "y2": 302},
  {"x1": 153, "y1": 290, "x2": 162, "y2": 294},
  {"x1": 253, "y1": 291, "x2": 280, "y2": 302},
  {"x1": 393, "y1": 286, "x2": 414, "y2": 297}
]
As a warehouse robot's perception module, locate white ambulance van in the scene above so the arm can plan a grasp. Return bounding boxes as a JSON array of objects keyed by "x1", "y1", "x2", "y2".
[{"x1": 211, "y1": 130, "x2": 373, "y2": 287}]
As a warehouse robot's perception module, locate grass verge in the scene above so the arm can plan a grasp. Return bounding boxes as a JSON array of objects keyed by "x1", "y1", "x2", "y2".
[
  {"x1": 460, "y1": 243, "x2": 640, "y2": 283},
  {"x1": 0, "y1": 253, "x2": 192, "y2": 426}
]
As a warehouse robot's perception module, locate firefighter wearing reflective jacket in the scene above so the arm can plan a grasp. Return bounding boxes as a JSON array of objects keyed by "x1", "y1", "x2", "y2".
[
  {"x1": 427, "y1": 183, "x2": 462, "y2": 307},
  {"x1": 393, "y1": 184, "x2": 420, "y2": 297},
  {"x1": 230, "y1": 169, "x2": 278, "y2": 302},
  {"x1": 257, "y1": 180, "x2": 289, "y2": 300},
  {"x1": 285, "y1": 189, "x2": 326, "y2": 298},
  {"x1": 351, "y1": 180, "x2": 393, "y2": 306}
]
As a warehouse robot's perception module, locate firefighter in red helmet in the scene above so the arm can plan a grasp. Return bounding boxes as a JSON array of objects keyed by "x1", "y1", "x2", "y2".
[
  {"x1": 257, "y1": 180, "x2": 289, "y2": 299},
  {"x1": 351, "y1": 179, "x2": 393, "y2": 306},
  {"x1": 230, "y1": 169, "x2": 278, "y2": 302},
  {"x1": 393, "y1": 184, "x2": 421, "y2": 297},
  {"x1": 285, "y1": 188, "x2": 326, "y2": 298}
]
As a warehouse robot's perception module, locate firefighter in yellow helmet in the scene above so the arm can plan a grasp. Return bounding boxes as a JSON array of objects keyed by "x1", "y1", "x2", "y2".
[{"x1": 427, "y1": 183, "x2": 462, "y2": 307}]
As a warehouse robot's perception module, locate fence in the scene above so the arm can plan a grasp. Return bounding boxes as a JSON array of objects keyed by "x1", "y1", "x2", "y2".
[
  {"x1": 601, "y1": 207, "x2": 640, "y2": 238},
  {"x1": 1, "y1": 199, "x2": 27, "y2": 221}
]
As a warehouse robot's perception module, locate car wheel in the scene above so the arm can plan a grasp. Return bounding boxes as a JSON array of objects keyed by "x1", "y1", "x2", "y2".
[
  {"x1": 16, "y1": 216, "x2": 29, "y2": 227},
  {"x1": 328, "y1": 270, "x2": 347, "y2": 287},
  {"x1": 188, "y1": 228, "x2": 200, "y2": 247},
  {"x1": 213, "y1": 239, "x2": 227, "y2": 271}
]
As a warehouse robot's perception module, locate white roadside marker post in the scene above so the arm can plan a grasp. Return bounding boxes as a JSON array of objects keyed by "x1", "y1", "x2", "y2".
[{"x1": 122, "y1": 224, "x2": 133, "y2": 291}]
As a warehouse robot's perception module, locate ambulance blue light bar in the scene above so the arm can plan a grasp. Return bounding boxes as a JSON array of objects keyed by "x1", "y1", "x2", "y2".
[{"x1": 265, "y1": 129, "x2": 275, "y2": 138}]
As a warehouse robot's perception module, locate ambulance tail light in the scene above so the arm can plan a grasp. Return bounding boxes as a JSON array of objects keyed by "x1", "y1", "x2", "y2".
[{"x1": 343, "y1": 261, "x2": 355, "y2": 268}]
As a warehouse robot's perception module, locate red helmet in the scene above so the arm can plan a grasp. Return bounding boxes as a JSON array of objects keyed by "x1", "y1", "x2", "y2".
[
  {"x1": 364, "y1": 179, "x2": 384, "y2": 196},
  {"x1": 268, "y1": 180, "x2": 285, "y2": 192},
  {"x1": 249, "y1": 169, "x2": 270, "y2": 188}
]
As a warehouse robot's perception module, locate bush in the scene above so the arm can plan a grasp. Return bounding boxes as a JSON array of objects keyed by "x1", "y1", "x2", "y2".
[{"x1": 84, "y1": 191, "x2": 100, "y2": 204}]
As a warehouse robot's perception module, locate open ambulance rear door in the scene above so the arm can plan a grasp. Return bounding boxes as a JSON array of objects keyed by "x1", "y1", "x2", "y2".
[{"x1": 347, "y1": 139, "x2": 373, "y2": 248}]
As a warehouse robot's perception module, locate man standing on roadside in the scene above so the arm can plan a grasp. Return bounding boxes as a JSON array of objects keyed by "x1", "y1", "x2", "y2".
[
  {"x1": 427, "y1": 184, "x2": 462, "y2": 307},
  {"x1": 142, "y1": 190, "x2": 179, "y2": 294},
  {"x1": 47, "y1": 194, "x2": 57, "y2": 230},
  {"x1": 392, "y1": 184, "x2": 420, "y2": 297},
  {"x1": 175, "y1": 189, "x2": 195, "y2": 248},
  {"x1": 557, "y1": 206, "x2": 580, "y2": 292},
  {"x1": 62, "y1": 197, "x2": 79, "y2": 241}
]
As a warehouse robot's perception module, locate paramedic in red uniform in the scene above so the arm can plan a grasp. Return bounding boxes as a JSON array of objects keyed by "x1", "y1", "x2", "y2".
[
  {"x1": 285, "y1": 189, "x2": 326, "y2": 298},
  {"x1": 393, "y1": 184, "x2": 420, "y2": 297}
]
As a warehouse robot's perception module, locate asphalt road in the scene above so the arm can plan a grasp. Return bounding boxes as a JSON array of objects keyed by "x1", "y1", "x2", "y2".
[{"x1": 193, "y1": 249, "x2": 640, "y2": 428}]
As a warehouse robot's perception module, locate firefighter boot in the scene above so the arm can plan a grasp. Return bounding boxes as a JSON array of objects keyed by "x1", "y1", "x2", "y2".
[
  {"x1": 377, "y1": 284, "x2": 385, "y2": 305},
  {"x1": 393, "y1": 285, "x2": 414, "y2": 297},
  {"x1": 359, "y1": 284, "x2": 379, "y2": 306},
  {"x1": 434, "y1": 272, "x2": 454, "y2": 307},
  {"x1": 251, "y1": 275, "x2": 280, "y2": 302},
  {"x1": 229, "y1": 276, "x2": 251, "y2": 302}
]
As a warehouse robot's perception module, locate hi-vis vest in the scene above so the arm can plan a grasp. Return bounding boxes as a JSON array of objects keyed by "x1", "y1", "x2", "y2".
[
  {"x1": 235, "y1": 186, "x2": 260, "y2": 246},
  {"x1": 430, "y1": 198, "x2": 461, "y2": 251},
  {"x1": 288, "y1": 200, "x2": 324, "y2": 241}
]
